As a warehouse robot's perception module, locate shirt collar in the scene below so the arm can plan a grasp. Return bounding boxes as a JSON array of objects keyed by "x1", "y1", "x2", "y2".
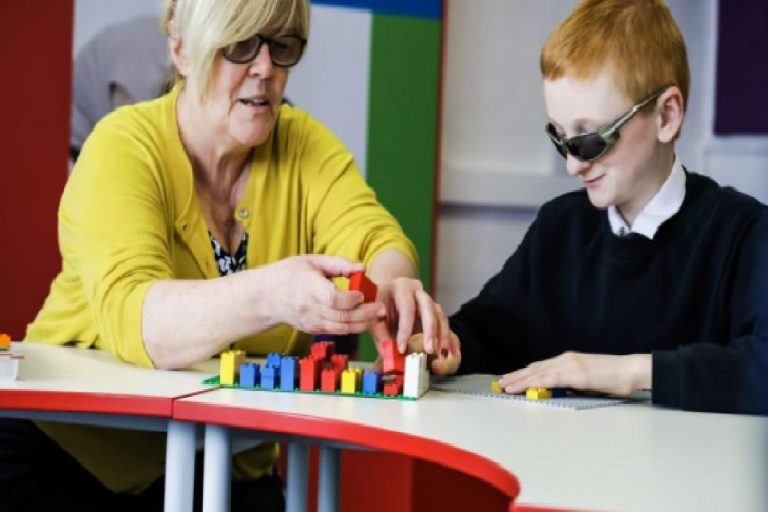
[{"x1": 607, "y1": 157, "x2": 686, "y2": 239}]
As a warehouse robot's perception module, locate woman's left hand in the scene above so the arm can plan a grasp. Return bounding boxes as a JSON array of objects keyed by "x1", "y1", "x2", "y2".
[
  {"x1": 369, "y1": 277, "x2": 456, "y2": 356},
  {"x1": 498, "y1": 352, "x2": 651, "y2": 396}
]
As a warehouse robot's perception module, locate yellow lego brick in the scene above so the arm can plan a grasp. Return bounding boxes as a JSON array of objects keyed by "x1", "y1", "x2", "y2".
[
  {"x1": 220, "y1": 350, "x2": 246, "y2": 386},
  {"x1": 340, "y1": 368, "x2": 361, "y2": 394},
  {"x1": 526, "y1": 387, "x2": 553, "y2": 400},
  {"x1": 490, "y1": 380, "x2": 502, "y2": 393}
]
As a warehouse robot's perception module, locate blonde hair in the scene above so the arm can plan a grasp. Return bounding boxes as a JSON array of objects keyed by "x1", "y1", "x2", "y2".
[
  {"x1": 162, "y1": 0, "x2": 310, "y2": 97},
  {"x1": 541, "y1": 0, "x2": 689, "y2": 110}
]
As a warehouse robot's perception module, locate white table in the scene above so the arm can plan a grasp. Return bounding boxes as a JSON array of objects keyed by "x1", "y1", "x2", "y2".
[
  {"x1": 0, "y1": 342, "x2": 218, "y2": 512},
  {"x1": 175, "y1": 386, "x2": 768, "y2": 512}
]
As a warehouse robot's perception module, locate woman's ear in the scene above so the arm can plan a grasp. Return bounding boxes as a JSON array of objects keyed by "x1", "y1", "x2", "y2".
[
  {"x1": 168, "y1": 29, "x2": 190, "y2": 79},
  {"x1": 656, "y1": 86, "x2": 685, "y2": 143}
]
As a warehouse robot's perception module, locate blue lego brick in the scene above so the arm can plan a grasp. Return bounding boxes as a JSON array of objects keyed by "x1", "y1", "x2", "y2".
[
  {"x1": 266, "y1": 352, "x2": 282, "y2": 368},
  {"x1": 280, "y1": 356, "x2": 298, "y2": 391},
  {"x1": 261, "y1": 366, "x2": 280, "y2": 390},
  {"x1": 552, "y1": 388, "x2": 567, "y2": 398},
  {"x1": 362, "y1": 371, "x2": 382, "y2": 394},
  {"x1": 239, "y1": 362, "x2": 260, "y2": 388}
]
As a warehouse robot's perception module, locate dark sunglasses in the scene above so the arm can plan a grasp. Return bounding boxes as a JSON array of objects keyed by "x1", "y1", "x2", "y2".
[
  {"x1": 545, "y1": 89, "x2": 664, "y2": 162},
  {"x1": 222, "y1": 34, "x2": 306, "y2": 67}
]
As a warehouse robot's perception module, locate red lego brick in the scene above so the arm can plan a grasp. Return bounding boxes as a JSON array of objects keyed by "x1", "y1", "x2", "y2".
[
  {"x1": 383, "y1": 375, "x2": 404, "y2": 396},
  {"x1": 349, "y1": 271, "x2": 377, "y2": 303},
  {"x1": 331, "y1": 353, "x2": 349, "y2": 373},
  {"x1": 380, "y1": 338, "x2": 405, "y2": 375},
  {"x1": 320, "y1": 367, "x2": 340, "y2": 392},
  {"x1": 299, "y1": 357, "x2": 320, "y2": 391},
  {"x1": 311, "y1": 341, "x2": 335, "y2": 362}
]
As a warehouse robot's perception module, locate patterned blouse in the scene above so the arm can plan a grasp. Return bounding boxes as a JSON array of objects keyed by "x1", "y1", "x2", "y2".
[{"x1": 210, "y1": 231, "x2": 248, "y2": 276}]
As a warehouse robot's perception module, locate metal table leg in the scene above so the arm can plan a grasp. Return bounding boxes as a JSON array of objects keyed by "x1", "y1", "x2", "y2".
[
  {"x1": 164, "y1": 420, "x2": 197, "y2": 512},
  {"x1": 202, "y1": 424, "x2": 231, "y2": 512}
]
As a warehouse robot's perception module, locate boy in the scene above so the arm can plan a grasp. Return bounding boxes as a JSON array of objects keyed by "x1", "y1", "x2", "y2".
[{"x1": 422, "y1": 0, "x2": 768, "y2": 414}]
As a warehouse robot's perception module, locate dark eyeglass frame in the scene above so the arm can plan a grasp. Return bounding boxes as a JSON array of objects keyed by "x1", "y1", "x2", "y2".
[
  {"x1": 222, "y1": 34, "x2": 307, "y2": 67},
  {"x1": 545, "y1": 89, "x2": 665, "y2": 163}
]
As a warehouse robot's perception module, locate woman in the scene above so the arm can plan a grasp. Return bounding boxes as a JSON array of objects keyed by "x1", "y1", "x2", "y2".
[{"x1": 12, "y1": 0, "x2": 454, "y2": 509}]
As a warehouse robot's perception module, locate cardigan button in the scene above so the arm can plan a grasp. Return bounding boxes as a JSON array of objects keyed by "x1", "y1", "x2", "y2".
[{"x1": 238, "y1": 208, "x2": 249, "y2": 219}]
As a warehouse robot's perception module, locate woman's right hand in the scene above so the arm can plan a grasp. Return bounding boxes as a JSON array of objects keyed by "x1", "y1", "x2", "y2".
[{"x1": 262, "y1": 255, "x2": 386, "y2": 335}]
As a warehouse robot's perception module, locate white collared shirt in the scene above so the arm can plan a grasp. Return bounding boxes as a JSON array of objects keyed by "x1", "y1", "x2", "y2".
[{"x1": 607, "y1": 157, "x2": 686, "y2": 239}]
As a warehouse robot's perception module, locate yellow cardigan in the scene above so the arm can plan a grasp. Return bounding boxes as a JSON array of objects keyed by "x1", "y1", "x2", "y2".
[{"x1": 25, "y1": 84, "x2": 417, "y2": 493}]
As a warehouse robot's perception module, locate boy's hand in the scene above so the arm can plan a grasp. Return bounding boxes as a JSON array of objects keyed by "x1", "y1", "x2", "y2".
[
  {"x1": 406, "y1": 332, "x2": 462, "y2": 376},
  {"x1": 498, "y1": 352, "x2": 651, "y2": 396}
]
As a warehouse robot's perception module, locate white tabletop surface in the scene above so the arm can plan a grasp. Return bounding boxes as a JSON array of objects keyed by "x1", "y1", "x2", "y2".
[
  {"x1": 177, "y1": 386, "x2": 768, "y2": 512},
  {"x1": 0, "y1": 341, "x2": 217, "y2": 401}
]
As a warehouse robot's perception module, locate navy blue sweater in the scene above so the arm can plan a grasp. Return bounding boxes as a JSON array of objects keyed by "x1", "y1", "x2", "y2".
[{"x1": 451, "y1": 172, "x2": 768, "y2": 415}]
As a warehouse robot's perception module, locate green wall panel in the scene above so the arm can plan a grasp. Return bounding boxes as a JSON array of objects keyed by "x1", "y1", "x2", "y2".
[{"x1": 360, "y1": 14, "x2": 441, "y2": 361}]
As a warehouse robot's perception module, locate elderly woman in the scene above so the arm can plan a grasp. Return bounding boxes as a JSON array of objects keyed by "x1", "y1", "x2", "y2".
[{"x1": 10, "y1": 0, "x2": 454, "y2": 509}]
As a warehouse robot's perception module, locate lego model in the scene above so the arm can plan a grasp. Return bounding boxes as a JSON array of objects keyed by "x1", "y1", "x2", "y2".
[
  {"x1": 211, "y1": 272, "x2": 428, "y2": 399},
  {"x1": 215, "y1": 340, "x2": 428, "y2": 400}
]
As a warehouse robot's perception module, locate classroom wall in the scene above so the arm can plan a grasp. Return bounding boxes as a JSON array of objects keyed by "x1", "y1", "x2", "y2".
[{"x1": 434, "y1": 0, "x2": 768, "y2": 314}]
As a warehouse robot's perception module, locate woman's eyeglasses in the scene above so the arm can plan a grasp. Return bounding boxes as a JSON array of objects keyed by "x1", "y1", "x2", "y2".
[
  {"x1": 545, "y1": 89, "x2": 664, "y2": 163},
  {"x1": 222, "y1": 34, "x2": 306, "y2": 67}
]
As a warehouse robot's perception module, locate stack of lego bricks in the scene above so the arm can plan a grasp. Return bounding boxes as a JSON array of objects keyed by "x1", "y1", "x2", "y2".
[{"x1": 217, "y1": 339, "x2": 429, "y2": 400}]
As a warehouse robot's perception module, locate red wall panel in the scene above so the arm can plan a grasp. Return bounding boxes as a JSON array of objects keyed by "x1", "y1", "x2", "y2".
[{"x1": 0, "y1": 0, "x2": 73, "y2": 338}]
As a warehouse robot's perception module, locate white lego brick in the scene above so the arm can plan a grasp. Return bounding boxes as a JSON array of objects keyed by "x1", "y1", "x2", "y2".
[{"x1": 404, "y1": 352, "x2": 428, "y2": 398}]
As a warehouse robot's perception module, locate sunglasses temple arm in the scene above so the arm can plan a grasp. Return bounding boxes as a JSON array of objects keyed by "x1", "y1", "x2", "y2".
[{"x1": 602, "y1": 92, "x2": 661, "y2": 138}]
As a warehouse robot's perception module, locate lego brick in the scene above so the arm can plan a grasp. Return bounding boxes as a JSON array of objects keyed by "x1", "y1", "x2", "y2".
[
  {"x1": 526, "y1": 387, "x2": 553, "y2": 400},
  {"x1": 239, "y1": 362, "x2": 260, "y2": 388},
  {"x1": 261, "y1": 366, "x2": 280, "y2": 390},
  {"x1": 383, "y1": 375, "x2": 404, "y2": 396},
  {"x1": 341, "y1": 368, "x2": 362, "y2": 394},
  {"x1": 330, "y1": 353, "x2": 349, "y2": 373},
  {"x1": 362, "y1": 371, "x2": 383, "y2": 394},
  {"x1": 349, "y1": 271, "x2": 377, "y2": 303},
  {"x1": 404, "y1": 353, "x2": 429, "y2": 398},
  {"x1": 551, "y1": 387, "x2": 567, "y2": 398},
  {"x1": 321, "y1": 367, "x2": 340, "y2": 392},
  {"x1": 380, "y1": 338, "x2": 405, "y2": 375},
  {"x1": 280, "y1": 356, "x2": 298, "y2": 391},
  {"x1": 299, "y1": 357, "x2": 319, "y2": 391},
  {"x1": 265, "y1": 352, "x2": 282, "y2": 368},
  {"x1": 0, "y1": 333, "x2": 10, "y2": 350},
  {"x1": 490, "y1": 380, "x2": 502, "y2": 393},
  {"x1": 311, "y1": 341, "x2": 334, "y2": 362},
  {"x1": 220, "y1": 349, "x2": 246, "y2": 386}
]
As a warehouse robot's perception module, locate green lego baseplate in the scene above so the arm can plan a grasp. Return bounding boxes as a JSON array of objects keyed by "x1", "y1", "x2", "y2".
[{"x1": 202, "y1": 374, "x2": 424, "y2": 401}]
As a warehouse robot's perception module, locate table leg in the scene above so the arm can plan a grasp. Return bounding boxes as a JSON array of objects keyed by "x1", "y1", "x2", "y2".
[
  {"x1": 202, "y1": 424, "x2": 232, "y2": 512},
  {"x1": 318, "y1": 446, "x2": 341, "y2": 512},
  {"x1": 286, "y1": 442, "x2": 310, "y2": 512},
  {"x1": 164, "y1": 420, "x2": 197, "y2": 512}
]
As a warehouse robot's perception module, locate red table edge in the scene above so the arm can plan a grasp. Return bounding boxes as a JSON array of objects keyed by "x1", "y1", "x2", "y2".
[
  {"x1": 0, "y1": 389, "x2": 205, "y2": 417},
  {"x1": 512, "y1": 505, "x2": 589, "y2": 512},
  {"x1": 173, "y1": 399, "x2": 520, "y2": 500}
]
